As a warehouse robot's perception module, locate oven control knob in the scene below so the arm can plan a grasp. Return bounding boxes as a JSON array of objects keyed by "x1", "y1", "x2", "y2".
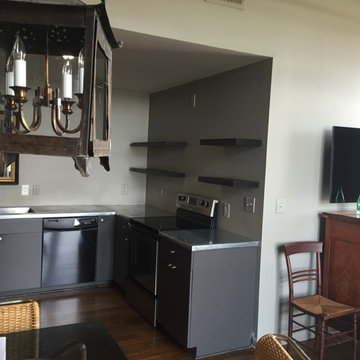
[
  {"x1": 178, "y1": 195, "x2": 186, "y2": 202},
  {"x1": 200, "y1": 200, "x2": 209, "y2": 207}
]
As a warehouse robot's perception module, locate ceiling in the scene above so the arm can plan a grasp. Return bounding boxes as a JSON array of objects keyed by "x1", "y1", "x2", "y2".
[{"x1": 112, "y1": 29, "x2": 267, "y2": 94}]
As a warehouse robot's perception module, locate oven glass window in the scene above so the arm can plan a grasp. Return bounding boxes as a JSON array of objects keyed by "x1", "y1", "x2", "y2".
[{"x1": 129, "y1": 229, "x2": 158, "y2": 294}]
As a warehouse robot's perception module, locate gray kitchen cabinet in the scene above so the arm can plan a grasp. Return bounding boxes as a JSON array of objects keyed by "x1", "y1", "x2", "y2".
[
  {"x1": 0, "y1": 219, "x2": 42, "y2": 293},
  {"x1": 157, "y1": 238, "x2": 192, "y2": 348},
  {"x1": 113, "y1": 215, "x2": 129, "y2": 290},
  {"x1": 157, "y1": 236, "x2": 259, "y2": 358},
  {"x1": 96, "y1": 215, "x2": 115, "y2": 282}
]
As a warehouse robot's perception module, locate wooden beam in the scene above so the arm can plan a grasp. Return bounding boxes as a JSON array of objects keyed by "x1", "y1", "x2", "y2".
[{"x1": 0, "y1": 133, "x2": 80, "y2": 157}]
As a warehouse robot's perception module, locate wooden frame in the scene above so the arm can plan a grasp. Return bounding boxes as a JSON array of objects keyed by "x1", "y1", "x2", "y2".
[
  {"x1": 0, "y1": 1, "x2": 118, "y2": 175},
  {"x1": 0, "y1": 112, "x2": 18, "y2": 185}
]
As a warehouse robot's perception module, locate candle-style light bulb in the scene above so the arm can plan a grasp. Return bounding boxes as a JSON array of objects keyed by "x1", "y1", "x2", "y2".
[
  {"x1": 12, "y1": 33, "x2": 26, "y2": 87},
  {"x1": 5, "y1": 52, "x2": 14, "y2": 95},
  {"x1": 78, "y1": 48, "x2": 84, "y2": 94},
  {"x1": 62, "y1": 56, "x2": 73, "y2": 99}
]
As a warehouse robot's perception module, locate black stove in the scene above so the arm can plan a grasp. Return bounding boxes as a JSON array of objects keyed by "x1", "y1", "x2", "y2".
[
  {"x1": 129, "y1": 193, "x2": 218, "y2": 234},
  {"x1": 126, "y1": 193, "x2": 218, "y2": 326}
]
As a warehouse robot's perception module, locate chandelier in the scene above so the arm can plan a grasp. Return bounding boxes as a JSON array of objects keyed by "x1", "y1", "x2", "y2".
[{"x1": 0, "y1": 0, "x2": 119, "y2": 176}]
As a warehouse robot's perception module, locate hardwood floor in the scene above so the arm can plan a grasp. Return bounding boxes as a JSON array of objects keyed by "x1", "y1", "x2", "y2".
[
  {"x1": 5, "y1": 285, "x2": 358, "y2": 359},
  {"x1": 16, "y1": 285, "x2": 254, "y2": 360}
]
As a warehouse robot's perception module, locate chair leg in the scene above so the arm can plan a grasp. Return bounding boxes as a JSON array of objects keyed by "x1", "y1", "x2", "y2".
[
  {"x1": 319, "y1": 320, "x2": 326, "y2": 360},
  {"x1": 288, "y1": 304, "x2": 293, "y2": 338},
  {"x1": 287, "y1": 304, "x2": 294, "y2": 353},
  {"x1": 353, "y1": 313, "x2": 358, "y2": 360},
  {"x1": 315, "y1": 318, "x2": 320, "y2": 350}
]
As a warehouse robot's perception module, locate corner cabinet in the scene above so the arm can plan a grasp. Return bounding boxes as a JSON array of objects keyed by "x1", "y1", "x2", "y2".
[
  {"x1": 0, "y1": 218, "x2": 42, "y2": 293},
  {"x1": 157, "y1": 236, "x2": 258, "y2": 358},
  {"x1": 322, "y1": 212, "x2": 360, "y2": 307},
  {"x1": 96, "y1": 215, "x2": 115, "y2": 282},
  {"x1": 113, "y1": 215, "x2": 130, "y2": 290}
]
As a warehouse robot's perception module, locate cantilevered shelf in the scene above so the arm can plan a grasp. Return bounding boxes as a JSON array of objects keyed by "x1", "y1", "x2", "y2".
[
  {"x1": 130, "y1": 141, "x2": 187, "y2": 147},
  {"x1": 198, "y1": 176, "x2": 259, "y2": 188},
  {"x1": 130, "y1": 167, "x2": 185, "y2": 178},
  {"x1": 200, "y1": 138, "x2": 262, "y2": 147}
]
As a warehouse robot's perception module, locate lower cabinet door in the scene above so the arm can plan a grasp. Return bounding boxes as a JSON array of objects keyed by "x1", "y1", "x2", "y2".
[
  {"x1": 157, "y1": 238, "x2": 191, "y2": 348},
  {"x1": 0, "y1": 232, "x2": 42, "y2": 292}
]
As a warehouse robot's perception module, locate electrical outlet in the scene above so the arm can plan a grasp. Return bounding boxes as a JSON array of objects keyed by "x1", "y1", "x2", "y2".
[
  {"x1": 32, "y1": 185, "x2": 40, "y2": 196},
  {"x1": 244, "y1": 196, "x2": 256, "y2": 213},
  {"x1": 121, "y1": 184, "x2": 128, "y2": 195},
  {"x1": 21, "y1": 184, "x2": 29, "y2": 196},
  {"x1": 223, "y1": 202, "x2": 231, "y2": 218}
]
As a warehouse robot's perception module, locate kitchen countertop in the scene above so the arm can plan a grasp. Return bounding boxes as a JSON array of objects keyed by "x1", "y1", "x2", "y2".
[
  {"x1": 0, "y1": 204, "x2": 172, "y2": 220},
  {"x1": 160, "y1": 228, "x2": 259, "y2": 251}
]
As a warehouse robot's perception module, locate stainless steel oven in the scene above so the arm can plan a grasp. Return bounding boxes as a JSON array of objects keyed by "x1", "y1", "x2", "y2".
[{"x1": 127, "y1": 193, "x2": 218, "y2": 326}]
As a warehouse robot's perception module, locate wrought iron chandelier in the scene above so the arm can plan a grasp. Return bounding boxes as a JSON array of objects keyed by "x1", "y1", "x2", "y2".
[{"x1": 0, "y1": 0, "x2": 119, "y2": 176}]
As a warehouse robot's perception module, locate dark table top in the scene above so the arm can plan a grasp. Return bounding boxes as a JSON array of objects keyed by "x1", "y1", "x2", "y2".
[{"x1": 2, "y1": 322, "x2": 127, "y2": 360}]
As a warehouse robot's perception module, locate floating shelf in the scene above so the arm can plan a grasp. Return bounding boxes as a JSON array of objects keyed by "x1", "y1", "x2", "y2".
[
  {"x1": 198, "y1": 176, "x2": 259, "y2": 188},
  {"x1": 200, "y1": 138, "x2": 262, "y2": 147},
  {"x1": 130, "y1": 141, "x2": 187, "y2": 147},
  {"x1": 130, "y1": 167, "x2": 185, "y2": 178}
]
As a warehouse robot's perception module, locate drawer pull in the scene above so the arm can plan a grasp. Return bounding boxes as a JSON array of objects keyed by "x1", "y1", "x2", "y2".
[
  {"x1": 0, "y1": 237, "x2": 2, "y2": 241},
  {"x1": 168, "y1": 263, "x2": 173, "y2": 268},
  {"x1": 170, "y1": 250, "x2": 176, "y2": 254},
  {"x1": 171, "y1": 265, "x2": 177, "y2": 270}
]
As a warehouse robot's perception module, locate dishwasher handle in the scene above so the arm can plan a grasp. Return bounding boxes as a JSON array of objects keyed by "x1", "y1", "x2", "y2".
[{"x1": 43, "y1": 217, "x2": 98, "y2": 231}]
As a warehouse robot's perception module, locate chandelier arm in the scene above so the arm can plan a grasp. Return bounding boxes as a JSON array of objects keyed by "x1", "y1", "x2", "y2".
[
  {"x1": 51, "y1": 99, "x2": 64, "y2": 136},
  {"x1": 16, "y1": 102, "x2": 42, "y2": 133},
  {"x1": 55, "y1": 115, "x2": 82, "y2": 134},
  {"x1": 9, "y1": 111, "x2": 29, "y2": 135}
]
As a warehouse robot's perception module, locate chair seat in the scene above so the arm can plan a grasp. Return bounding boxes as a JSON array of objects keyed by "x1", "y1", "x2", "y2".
[{"x1": 292, "y1": 294, "x2": 356, "y2": 318}]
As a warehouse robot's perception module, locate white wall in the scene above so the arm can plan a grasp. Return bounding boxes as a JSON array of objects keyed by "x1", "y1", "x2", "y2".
[{"x1": 106, "y1": 0, "x2": 360, "y2": 336}]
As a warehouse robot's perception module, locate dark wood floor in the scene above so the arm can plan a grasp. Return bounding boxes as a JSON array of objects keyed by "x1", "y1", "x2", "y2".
[
  {"x1": 19, "y1": 285, "x2": 253, "y2": 360},
  {"x1": 5, "y1": 285, "x2": 359, "y2": 359}
]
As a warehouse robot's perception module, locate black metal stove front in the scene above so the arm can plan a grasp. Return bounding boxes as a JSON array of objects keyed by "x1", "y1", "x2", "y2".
[{"x1": 126, "y1": 193, "x2": 218, "y2": 326}]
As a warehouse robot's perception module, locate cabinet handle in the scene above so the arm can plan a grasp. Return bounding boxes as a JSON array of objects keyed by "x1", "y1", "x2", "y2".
[
  {"x1": 0, "y1": 236, "x2": 2, "y2": 241},
  {"x1": 171, "y1": 265, "x2": 177, "y2": 270},
  {"x1": 168, "y1": 263, "x2": 173, "y2": 268},
  {"x1": 170, "y1": 250, "x2": 176, "y2": 254},
  {"x1": 100, "y1": 218, "x2": 104, "y2": 222},
  {"x1": 124, "y1": 238, "x2": 128, "y2": 241}
]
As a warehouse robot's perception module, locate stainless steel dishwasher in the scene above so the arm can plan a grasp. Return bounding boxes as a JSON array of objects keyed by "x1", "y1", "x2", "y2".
[{"x1": 42, "y1": 217, "x2": 98, "y2": 287}]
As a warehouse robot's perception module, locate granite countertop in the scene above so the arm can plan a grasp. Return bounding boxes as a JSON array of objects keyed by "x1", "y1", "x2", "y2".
[
  {"x1": 0, "y1": 204, "x2": 173, "y2": 220},
  {"x1": 160, "y1": 228, "x2": 259, "y2": 251}
]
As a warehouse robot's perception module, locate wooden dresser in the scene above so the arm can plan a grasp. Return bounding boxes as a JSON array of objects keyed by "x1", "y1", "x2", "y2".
[{"x1": 322, "y1": 212, "x2": 360, "y2": 307}]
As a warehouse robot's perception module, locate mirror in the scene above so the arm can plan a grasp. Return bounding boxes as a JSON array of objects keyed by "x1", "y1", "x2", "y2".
[
  {"x1": 0, "y1": 152, "x2": 18, "y2": 184},
  {"x1": 0, "y1": 110, "x2": 19, "y2": 185}
]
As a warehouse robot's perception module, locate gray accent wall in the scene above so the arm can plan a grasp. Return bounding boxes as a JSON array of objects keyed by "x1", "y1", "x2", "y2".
[{"x1": 145, "y1": 59, "x2": 272, "y2": 240}]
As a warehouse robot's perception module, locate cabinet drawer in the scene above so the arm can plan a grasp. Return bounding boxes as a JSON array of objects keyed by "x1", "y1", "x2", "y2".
[
  {"x1": 159, "y1": 237, "x2": 191, "y2": 271},
  {"x1": 0, "y1": 219, "x2": 42, "y2": 234}
]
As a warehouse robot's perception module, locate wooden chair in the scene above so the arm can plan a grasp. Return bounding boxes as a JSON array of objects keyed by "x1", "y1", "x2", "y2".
[
  {"x1": 284, "y1": 241, "x2": 358, "y2": 360},
  {"x1": 0, "y1": 300, "x2": 40, "y2": 359},
  {"x1": 254, "y1": 334, "x2": 310, "y2": 360},
  {"x1": 0, "y1": 299, "x2": 39, "y2": 334}
]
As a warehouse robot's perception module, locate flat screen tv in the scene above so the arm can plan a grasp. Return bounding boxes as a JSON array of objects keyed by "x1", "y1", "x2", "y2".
[{"x1": 330, "y1": 126, "x2": 360, "y2": 203}]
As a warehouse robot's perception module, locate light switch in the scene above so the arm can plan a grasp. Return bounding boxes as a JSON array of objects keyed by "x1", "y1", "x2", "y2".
[{"x1": 21, "y1": 184, "x2": 29, "y2": 196}]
